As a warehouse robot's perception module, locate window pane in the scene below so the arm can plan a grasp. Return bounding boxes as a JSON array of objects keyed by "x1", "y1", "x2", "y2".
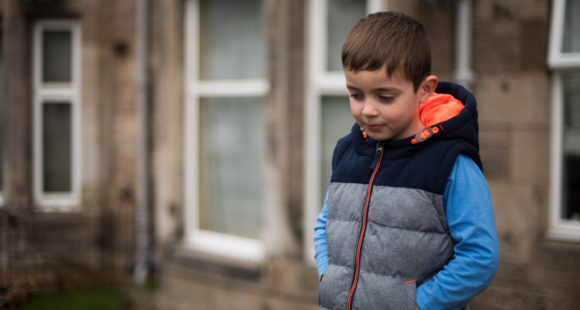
[
  {"x1": 0, "y1": 30, "x2": 3, "y2": 191},
  {"x1": 43, "y1": 103, "x2": 72, "y2": 192},
  {"x1": 563, "y1": 155, "x2": 580, "y2": 220},
  {"x1": 321, "y1": 96, "x2": 354, "y2": 205},
  {"x1": 563, "y1": 72, "x2": 580, "y2": 220},
  {"x1": 199, "y1": 0, "x2": 264, "y2": 80},
  {"x1": 42, "y1": 30, "x2": 72, "y2": 82},
  {"x1": 199, "y1": 97, "x2": 264, "y2": 238},
  {"x1": 563, "y1": 0, "x2": 580, "y2": 53},
  {"x1": 327, "y1": 0, "x2": 366, "y2": 71}
]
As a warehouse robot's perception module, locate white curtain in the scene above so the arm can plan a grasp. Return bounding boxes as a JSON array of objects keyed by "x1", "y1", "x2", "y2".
[
  {"x1": 321, "y1": 96, "x2": 355, "y2": 206},
  {"x1": 327, "y1": 0, "x2": 366, "y2": 71},
  {"x1": 199, "y1": 0, "x2": 264, "y2": 80},
  {"x1": 197, "y1": 0, "x2": 265, "y2": 238},
  {"x1": 199, "y1": 97, "x2": 264, "y2": 238}
]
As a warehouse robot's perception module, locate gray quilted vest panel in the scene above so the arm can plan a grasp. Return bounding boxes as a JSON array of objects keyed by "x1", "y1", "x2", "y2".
[{"x1": 318, "y1": 182, "x2": 455, "y2": 310}]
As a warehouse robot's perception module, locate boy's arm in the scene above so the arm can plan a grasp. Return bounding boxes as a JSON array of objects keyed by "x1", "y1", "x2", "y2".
[
  {"x1": 416, "y1": 154, "x2": 500, "y2": 310},
  {"x1": 314, "y1": 190, "x2": 330, "y2": 276}
]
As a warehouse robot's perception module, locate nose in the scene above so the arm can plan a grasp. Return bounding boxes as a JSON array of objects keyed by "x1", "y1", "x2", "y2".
[{"x1": 361, "y1": 99, "x2": 379, "y2": 117}]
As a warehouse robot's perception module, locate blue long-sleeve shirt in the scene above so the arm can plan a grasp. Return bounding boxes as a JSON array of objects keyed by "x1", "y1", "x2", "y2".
[{"x1": 313, "y1": 154, "x2": 499, "y2": 309}]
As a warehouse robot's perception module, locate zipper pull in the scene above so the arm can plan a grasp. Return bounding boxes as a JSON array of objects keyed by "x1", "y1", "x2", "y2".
[{"x1": 370, "y1": 142, "x2": 383, "y2": 170}]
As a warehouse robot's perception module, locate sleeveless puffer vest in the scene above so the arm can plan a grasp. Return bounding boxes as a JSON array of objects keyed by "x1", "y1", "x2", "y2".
[{"x1": 318, "y1": 82, "x2": 482, "y2": 310}]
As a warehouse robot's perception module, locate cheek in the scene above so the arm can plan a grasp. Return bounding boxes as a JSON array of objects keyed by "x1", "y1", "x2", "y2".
[
  {"x1": 391, "y1": 99, "x2": 418, "y2": 120},
  {"x1": 380, "y1": 107, "x2": 402, "y2": 122},
  {"x1": 380, "y1": 107, "x2": 414, "y2": 126},
  {"x1": 349, "y1": 101, "x2": 361, "y2": 118}
]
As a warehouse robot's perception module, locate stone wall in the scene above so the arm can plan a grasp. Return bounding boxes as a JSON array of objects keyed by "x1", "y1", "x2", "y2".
[
  {"x1": 152, "y1": 0, "x2": 580, "y2": 309},
  {"x1": 473, "y1": 0, "x2": 580, "y2": 308},
  {"x1": 2, "y1": 0, "x2": 579, "y2": 309},
  {"x1": 0, "y1": 0, "x2": 140, "y2": 291}
]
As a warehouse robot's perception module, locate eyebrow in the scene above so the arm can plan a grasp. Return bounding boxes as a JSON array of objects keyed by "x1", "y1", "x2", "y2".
[{"x1": 346, "y1": 85, "x2": 400, "y2": 93}]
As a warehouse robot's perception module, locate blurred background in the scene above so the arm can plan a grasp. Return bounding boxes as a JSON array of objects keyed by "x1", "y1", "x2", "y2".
[{"x1": 0, "y1": 0, "x2": 579, "y2": 309}]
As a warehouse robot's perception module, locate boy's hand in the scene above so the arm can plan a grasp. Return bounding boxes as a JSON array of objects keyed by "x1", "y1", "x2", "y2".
[{"x1": 415, "y1": 306, "x2": 420, "y2": 310}]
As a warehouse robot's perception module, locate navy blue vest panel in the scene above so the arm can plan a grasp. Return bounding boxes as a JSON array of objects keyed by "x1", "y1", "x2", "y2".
[{"x1": 331, "y1": 81, "x2": 481, "y2": 194}]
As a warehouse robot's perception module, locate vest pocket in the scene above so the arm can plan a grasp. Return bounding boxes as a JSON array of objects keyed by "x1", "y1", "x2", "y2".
[
  {"x1": 318, "y1": 265, "x2": 351, "y2": 309},
  {"x1": 392, "y1": 280, "x2": 417, "y2": 310},
  {"x1": 351, "y1": 275, "x2": 417, "y2": 309}
]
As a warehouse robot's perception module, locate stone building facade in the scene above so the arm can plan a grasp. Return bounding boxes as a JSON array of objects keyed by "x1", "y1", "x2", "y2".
[{"x1": 1, "y1": 0, "x2": 579, "y2": 309}]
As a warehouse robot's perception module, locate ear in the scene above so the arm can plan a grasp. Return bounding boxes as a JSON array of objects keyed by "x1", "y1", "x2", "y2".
[{"x1": 418, "y1": 75, "x2": 438, "y2": 103}]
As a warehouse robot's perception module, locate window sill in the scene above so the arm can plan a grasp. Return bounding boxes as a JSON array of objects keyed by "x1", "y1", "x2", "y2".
[
  {"x1": 184, "y1": 229, "x2": 265, "y2": 263},
  {"x1": 546, "y1": 222, "x2": 580, "y2": 242},
  {"x1": 167, "y1": 243, "x2": 264, "y2": 282}
]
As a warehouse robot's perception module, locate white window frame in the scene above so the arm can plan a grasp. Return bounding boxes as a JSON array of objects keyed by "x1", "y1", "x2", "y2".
[
  {"x1": 547, "y1": 0, "x2": 580, "y2": 69},
  {"x1": 548, "y1": 0, "x2": 580, "y2": 241},
  {"x1": 303, "y1": 0, "x2": 386, "y2": 261},
  {"x1": 183, "y1": 0, "x2": 268, "y2": 263},
  {"x1": 32, "y1": 20, "x2": 81, "y2": 212}
]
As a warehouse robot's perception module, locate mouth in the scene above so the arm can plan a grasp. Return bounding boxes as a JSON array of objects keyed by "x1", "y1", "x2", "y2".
[{"x1": 364, "y1": 123, "x2": 384, "y2": 131}]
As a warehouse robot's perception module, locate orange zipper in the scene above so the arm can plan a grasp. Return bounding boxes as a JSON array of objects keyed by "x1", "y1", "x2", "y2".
[{"x1": 347, "y1": 144, "x2": 384, "y2": 310}]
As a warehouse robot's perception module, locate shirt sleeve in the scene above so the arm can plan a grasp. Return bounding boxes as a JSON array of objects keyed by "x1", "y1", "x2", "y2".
[
  {"x1": 416, "y1": 154, "x2": 500, "y2": 310},
  {"x1": 314, "y1": 190, "x2": 330, "y2": 276}
]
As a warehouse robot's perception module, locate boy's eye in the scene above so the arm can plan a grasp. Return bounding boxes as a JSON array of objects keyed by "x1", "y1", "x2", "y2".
[
  {"x1": 378, "y1": 95, "x2": 395, "y2": 103},
  {"x1": 349, "y1": 93, "x2": 363, "y2": 100}
]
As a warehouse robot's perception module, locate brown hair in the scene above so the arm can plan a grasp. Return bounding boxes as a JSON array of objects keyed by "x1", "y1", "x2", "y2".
[{"x1": 342, "y1": 11, "x2": 431, "y2": 91}]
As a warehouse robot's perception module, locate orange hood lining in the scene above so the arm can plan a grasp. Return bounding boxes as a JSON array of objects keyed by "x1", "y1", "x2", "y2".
[{"x1": 419, "y1": 92, "x2": 464, "y2": 127}]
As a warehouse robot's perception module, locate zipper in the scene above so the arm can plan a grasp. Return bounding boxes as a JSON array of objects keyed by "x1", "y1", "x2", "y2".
[{"x1": 347, "y1": 143, "x2": 384, "y2": 310}]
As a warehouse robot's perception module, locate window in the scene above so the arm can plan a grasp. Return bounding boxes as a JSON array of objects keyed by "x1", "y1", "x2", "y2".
[
  {"x1": 304, "y1": 0, "x2": 386, "y2": 260},
  {"x1": 548, "y1": 0, "x2": 580, "y2": 240},
  {"x1": 0, "y1": 29, "x2": 3, "y2": 206},
  {"x1": 184, "y1": 0, "x2": 267, "y2": 262},
  {"x1": 33, "y1": 21, "x2": 81, "y2": 211}
]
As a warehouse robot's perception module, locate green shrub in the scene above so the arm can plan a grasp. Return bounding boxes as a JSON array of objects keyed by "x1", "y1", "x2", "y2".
[{"x1": 17, "y1": 287, "x2": 130, "y2": 310}]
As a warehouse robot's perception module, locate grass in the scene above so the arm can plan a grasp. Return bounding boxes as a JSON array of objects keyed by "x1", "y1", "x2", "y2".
[{"x1": 17, "y1": 287, "x2": 131, "y2": 310}]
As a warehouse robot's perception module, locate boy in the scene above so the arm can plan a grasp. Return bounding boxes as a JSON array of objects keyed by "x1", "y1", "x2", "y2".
[{"x1": 313, "y1": 11, "x2": 499, "y2": 310}]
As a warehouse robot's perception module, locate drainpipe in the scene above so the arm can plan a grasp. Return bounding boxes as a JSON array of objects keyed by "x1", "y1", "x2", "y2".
[
  {"x1": 134, "y1": 0, "x2": 150, "y2": 285},
  {"x1": 454, "y1": 0, "x2": 476, "y2": 89}
]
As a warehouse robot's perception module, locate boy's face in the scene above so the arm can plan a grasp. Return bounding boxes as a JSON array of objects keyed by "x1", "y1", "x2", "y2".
[{"x1": 345, "y1": 68, "x2": 429, "y2": 141}]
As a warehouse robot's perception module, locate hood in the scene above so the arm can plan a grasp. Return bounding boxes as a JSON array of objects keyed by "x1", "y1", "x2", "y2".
[
  {"x1": 419, "y1": 92, "x2": 464, "y2": 128},
  {"x1": 350, "y1": 81, "x2": 482, "y2": 168},
  {"x1": 426, "y1": 81, "x2": 480, "y2": 153}
]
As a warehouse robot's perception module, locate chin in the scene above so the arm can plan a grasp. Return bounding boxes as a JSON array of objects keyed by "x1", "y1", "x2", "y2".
[{"x1": 367, "y1": 133, "x2": 391, "y2": 141}]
